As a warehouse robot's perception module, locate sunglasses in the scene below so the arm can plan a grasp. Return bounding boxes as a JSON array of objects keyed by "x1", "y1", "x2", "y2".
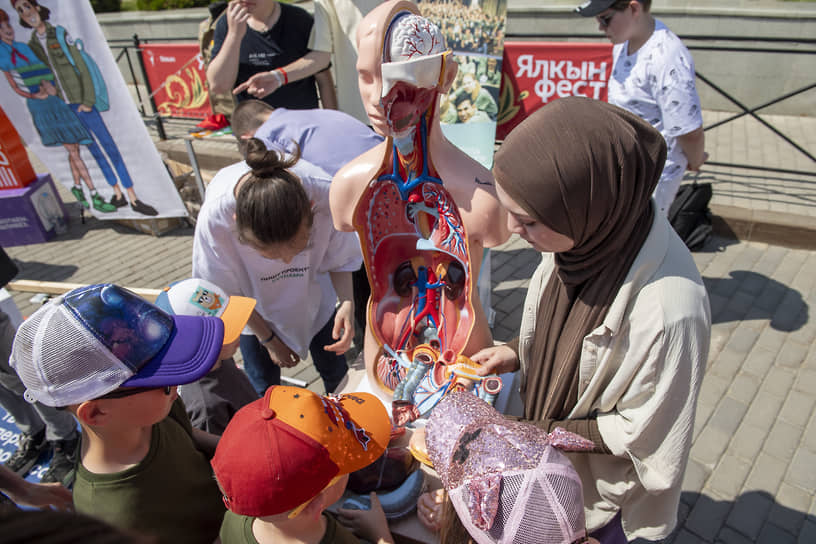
[
  {"x1": 596, "y1": 11, "x2": 618, "y2": 27},
  {"x1": 98, "y1": 385, "x2": 173, "y2": 400}
]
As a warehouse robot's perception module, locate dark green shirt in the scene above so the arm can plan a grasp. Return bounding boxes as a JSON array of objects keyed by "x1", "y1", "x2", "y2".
[
  {"x1": 220, "y1": 511, "x2": 361, "y2": 544},
  {"x1": 27, "y1": 23, "x2": 95, "y2": 108},
  {"x1": 73, "y1": 399, "x2": 225, "y2": 544}
]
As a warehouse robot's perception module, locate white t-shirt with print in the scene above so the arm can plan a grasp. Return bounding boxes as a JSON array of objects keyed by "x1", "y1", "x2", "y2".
[
  {"x1": 192, "y1": 159, "x2": 363, "y2": 358},
  {"x1": 608, "y1": 20, "x2": 703, "y2": 212}
]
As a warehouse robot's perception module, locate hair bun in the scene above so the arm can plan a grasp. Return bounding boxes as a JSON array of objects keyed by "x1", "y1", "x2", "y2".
[{"x1": 244, "y1": 138, "x2": 299, "y2": 178}]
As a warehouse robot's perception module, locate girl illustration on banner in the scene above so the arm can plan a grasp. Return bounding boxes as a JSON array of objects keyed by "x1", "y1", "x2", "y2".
[
  {"x1": 0, "y1": 8, "x2": 117, "y2": 213},
  {"x1": 12, "y1": 0, "x2": 158, "y2": 216}
]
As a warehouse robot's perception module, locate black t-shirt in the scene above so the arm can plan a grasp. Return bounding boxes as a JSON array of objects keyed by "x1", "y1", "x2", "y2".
[{"x1": 211, "y1": 3, "x2": 318, "y2": 110}]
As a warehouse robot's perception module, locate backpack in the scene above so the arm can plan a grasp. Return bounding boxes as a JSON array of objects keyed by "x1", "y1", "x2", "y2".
[
  {"x1": 668, "y1": 180, "x2": 713, "y2": 251},
  {"x1": 55, "y1": 25, "x2": 109, "y2": 112}
]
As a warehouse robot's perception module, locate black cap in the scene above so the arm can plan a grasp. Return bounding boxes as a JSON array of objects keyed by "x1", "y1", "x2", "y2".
[{"x1": 574, "y1": 0, "x2": 618, "y2": 17}]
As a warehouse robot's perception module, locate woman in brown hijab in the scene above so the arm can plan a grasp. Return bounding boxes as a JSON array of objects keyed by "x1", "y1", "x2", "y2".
[{"x1": 473, "y1": 97, "x2": 711, "y2": 543}]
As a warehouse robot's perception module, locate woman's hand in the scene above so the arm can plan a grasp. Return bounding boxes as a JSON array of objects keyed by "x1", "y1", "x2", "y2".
[
  {"x1": 417, "y1": 489, "x2": 446, "y2": 532},
  {"x1": 337, "y1": 492, "x2": 395, "y2": 544},
  {"x1": 265, "y1": 336, "x2": 300, "y2": 368},
  {"x1": 225, "y1": 1, "x2": 250, "y2": 40},
  {"x1": 324, "y1": 300, "x2": 354, "y2": 354},
  {"x1": 232, "y1": 70, "x2": 282, "y2": 99},
  {"x1": 472, "y1": 344, "x2": 520, "y2": 376}
]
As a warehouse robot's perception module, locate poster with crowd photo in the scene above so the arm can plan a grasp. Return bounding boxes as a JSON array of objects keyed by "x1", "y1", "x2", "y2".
[
  {"x1": 418, "y1": 0, "x2": 507, "y2": 169},
  {"x1": 0, "y1": 0, "x2": 186, "y2": 219}
]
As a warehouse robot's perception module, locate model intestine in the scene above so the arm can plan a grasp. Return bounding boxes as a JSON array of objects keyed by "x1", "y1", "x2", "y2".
[{"x1": 353, "y1": 10, "x2": 501, "y2": 426}]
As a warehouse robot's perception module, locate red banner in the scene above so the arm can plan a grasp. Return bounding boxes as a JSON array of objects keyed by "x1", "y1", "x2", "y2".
[
  {"x1": 139, "y1": 44, "x2": 212, "y2": 119},
  {"x1": 496, "y1": 42, "x2": 613, "y2": 140}
]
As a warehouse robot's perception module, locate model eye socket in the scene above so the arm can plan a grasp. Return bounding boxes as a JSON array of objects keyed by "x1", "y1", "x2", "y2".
[
  {"x1": 393, "y1": 261, "x2": 416, "y2": 297},
  {"x1": 443, "y1": 261, "x2": 466, "y2": 300}
]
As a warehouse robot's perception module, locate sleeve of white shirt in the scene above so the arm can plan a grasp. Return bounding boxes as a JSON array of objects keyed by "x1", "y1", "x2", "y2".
[
  {"x1": 308, "y1": 0, "x2": 333, "y2": 53},
  {"x1": 192, "y1": 199, "x2": 246, "y2": 298},
  {"x1": 318, "y1": 225, "x2": 363, "y2": 274},
  {"x1": 653, "y1": 43, "x2": 703, "y2": 138},
  {"x1": 596, "y1": 288, "x2": 709, "y2": 495}
]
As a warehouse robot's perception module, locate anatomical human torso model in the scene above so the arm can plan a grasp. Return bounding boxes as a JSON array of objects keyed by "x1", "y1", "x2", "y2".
[{"x1": 330, "y1": 1, "x2": 509, "y2": 425}]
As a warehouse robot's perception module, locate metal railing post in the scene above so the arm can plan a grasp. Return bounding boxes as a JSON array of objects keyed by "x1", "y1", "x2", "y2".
[{"x1": 133, "y1": 34, "x2": 166, "y2": 141}]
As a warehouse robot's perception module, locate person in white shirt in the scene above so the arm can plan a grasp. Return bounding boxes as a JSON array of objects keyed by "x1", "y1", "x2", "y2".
[
  {"x1": 193, "y1": 139, "x2": 362, "y2": 395},
  {"x1": 576, "y1": 0, "x2": 708, "y2": 215}
]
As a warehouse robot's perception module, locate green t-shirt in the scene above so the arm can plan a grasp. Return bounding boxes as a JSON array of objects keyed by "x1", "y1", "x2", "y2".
[
  {"x1": 220, "y1": 510, "x2": 361, "y2": 544},
  {"x1": 73, "y1": 399, "x2": 225, "y2": 544}
]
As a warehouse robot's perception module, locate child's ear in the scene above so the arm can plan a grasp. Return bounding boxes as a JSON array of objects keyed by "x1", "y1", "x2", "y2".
[{"x1": 75, "y1": 400, "x2": 108, "y2": 426}]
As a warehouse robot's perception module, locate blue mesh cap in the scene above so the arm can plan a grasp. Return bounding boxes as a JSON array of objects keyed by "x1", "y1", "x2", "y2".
[{"x1": 10, "y1": 283, "x2": 224, "y2": 407}]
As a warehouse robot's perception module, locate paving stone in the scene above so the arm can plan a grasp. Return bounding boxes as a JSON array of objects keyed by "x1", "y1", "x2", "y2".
[
  {"x1": 697, "y1": 373, "x2": 731, "y2": 408},
  {"x1": 671, "y1": 528, "x2": 706, "y2": 544},
  {"x1": 705, "y1": 454, "x2": 751, "y2": 499},
  {"x1": 726, "y1": 422, "x2": 767, "y2": 464},
  {"x1": 683, "y1": 458, "x2": 712, "y2": 495},
  {"x1": 793, "y1": 369, "x2": 816, "y2": 395},
  {"x1": 725, "y1": 491, "x2": 774, "y2": 541},
  {"x1": 786, "y1": 449, "x2": 816, "y2": 492},
  {"x1": 691, "y1": 426, "x2": 732, "y2": 469},
  {"x1": 727, "y1": 373, "x2": 761, "y2": 405},
  {"x1": 743, "y1": 453, "x2": 788, "y2": 495},
  {"x1": 757, "y1": 522, "x2": 797, "y2": 544},
  {"x1": 778, "y1": 390, "x2": 816, "y2": 428},
  {"x1": 762, "y1": 420, "x2": 803, "y2": 461},
  {"x1": 717, "y1": 526, "x2": 756, "y2": 544},
  {"x1": 709, "y1": 397, "x2": 749, "y2": 436},
  {"x1": 742, "y1": 390, "x2": 785, "y2": 430},
  {"x1": 768, "y1": 483, "x2": 811, "y2": 536},
  {"x1": 800, "y1": 520, "x2": 816, "y2": 544},
  {"x1": 754, "y1": 327, "x2": 787, "y2": 357},
  {"x1": 775, "y1": 339, "x2": 810, "y2": 369},
  {"x1": 760, "y1": 366, "x2": 796, "y2": 398},
  {"x1": 685, "y1": 492, "x2": 733, "y2": 542},
  {"x1": 742, "y1": 345, "x2": 777, "y2": 378},
  {"x1": 722, "y1": 323, "x2": 760, "y2": 358}
]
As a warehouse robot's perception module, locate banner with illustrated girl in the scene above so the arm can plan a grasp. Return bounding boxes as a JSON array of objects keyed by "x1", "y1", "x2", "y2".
[
  {"x1": 0, "y1": 0, "x2": 186, "y2": 219},
  {"x1": 418, "y1": 0, "x2": 508, "y2": 169}
]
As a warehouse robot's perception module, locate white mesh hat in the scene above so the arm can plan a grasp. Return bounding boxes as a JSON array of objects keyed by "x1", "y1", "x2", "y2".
[
  {"x1": 426, "y1": 392, "x2": 596, "y2": 544},
  {"x1": 10, "y1": 284, "x2": 224, "y2": 407},
  {"x1": 154, "y1": 278, "x2": 256, "y2": 345}
]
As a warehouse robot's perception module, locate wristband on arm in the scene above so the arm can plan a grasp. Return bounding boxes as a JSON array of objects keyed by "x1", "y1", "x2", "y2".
[{"x1": 261, "y1": 332, "x2": 276, "y2": 346}]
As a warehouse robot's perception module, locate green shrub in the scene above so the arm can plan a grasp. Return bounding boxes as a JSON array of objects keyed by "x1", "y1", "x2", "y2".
[
  {"x1": 91, "y1": 0, "x2": 123, "y2": 12},
  {"x1": 135, "y1": 0, "x2": 211, "y2": 9}
]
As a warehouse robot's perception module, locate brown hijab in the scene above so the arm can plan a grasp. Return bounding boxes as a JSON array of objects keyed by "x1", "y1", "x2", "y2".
[{"x1": 493, "y1": 97, "x2": 666, "y2": 422}]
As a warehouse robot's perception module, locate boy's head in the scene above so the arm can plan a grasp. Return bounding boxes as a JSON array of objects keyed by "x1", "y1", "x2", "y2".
[
  {"x1": 212, "y1": 386, "x2": 391, "y2": 518},
  {"x1": 10, "y1": 283, "x2": 224, "y2": 408},
  {"x1": 426, "y1": 392, "x2": 597, "y2": 544},
  {"x1": 155, "y1": 278, "x2": 256, "y2": 360},
  {"x1": 231, "y1": 99, "x2": 276, "y2": 157}
]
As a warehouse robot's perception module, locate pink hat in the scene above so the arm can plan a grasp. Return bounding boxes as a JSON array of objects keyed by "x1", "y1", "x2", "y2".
[{"x1": 425, "y1": 392, "x2": 596, "y2": 544}]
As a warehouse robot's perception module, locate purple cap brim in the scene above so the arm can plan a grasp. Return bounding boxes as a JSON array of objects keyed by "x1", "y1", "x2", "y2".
[{"x1": 122, "y1": 315, "x2": 223, "y2": 388}]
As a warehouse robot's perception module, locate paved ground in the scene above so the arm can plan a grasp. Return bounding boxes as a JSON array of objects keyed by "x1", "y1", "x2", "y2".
[
  {"x1": 4, "y1": 103, "x2": 815, "y2": 544},
  {"x1": 6, "y1": 211, "x2": 816, "y2": 542}
]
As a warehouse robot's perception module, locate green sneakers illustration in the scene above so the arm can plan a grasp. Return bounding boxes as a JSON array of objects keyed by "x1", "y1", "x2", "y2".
[
  {"x1": 71, "y1": 186, "x2": 89, "y2": 209},
  {"x1": 91, "y1": 193, "x2": 117, "y2": 213}
]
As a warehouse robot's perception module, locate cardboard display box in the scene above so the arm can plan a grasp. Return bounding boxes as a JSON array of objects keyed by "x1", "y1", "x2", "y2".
[{"x1": 0, "y1": 174, "x2": 67, "y2": 247}]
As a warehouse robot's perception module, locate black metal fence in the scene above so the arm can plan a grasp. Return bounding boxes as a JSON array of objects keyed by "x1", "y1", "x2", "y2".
[
  {"x1": 109, "y1": 33, "x2": 816, "y2": 177},
  {"x1": 506, "y1": 33, "x2": 816, "y2": 178}
]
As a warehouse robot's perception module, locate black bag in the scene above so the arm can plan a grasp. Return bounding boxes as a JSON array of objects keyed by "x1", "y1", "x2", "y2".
[{"x1": 667, "y1": 180, "x2": 713, "y2": 251}]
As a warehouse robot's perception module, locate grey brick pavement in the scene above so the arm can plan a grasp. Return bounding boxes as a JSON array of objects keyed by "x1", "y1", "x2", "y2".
[{"x1": 5, "y1": 219, "x2": 815, "y2": 541}]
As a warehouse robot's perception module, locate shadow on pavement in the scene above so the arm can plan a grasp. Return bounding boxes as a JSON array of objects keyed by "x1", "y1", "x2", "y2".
[
  {"x1": 9, "y1": 261, "x2": 77, "y2": 283},
  {"x1": 703, "y1": 270, "x2": 808, "y2": 332},
  {"x1": 643, "y1": 490, "x2": 816, "y2": 544}
]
